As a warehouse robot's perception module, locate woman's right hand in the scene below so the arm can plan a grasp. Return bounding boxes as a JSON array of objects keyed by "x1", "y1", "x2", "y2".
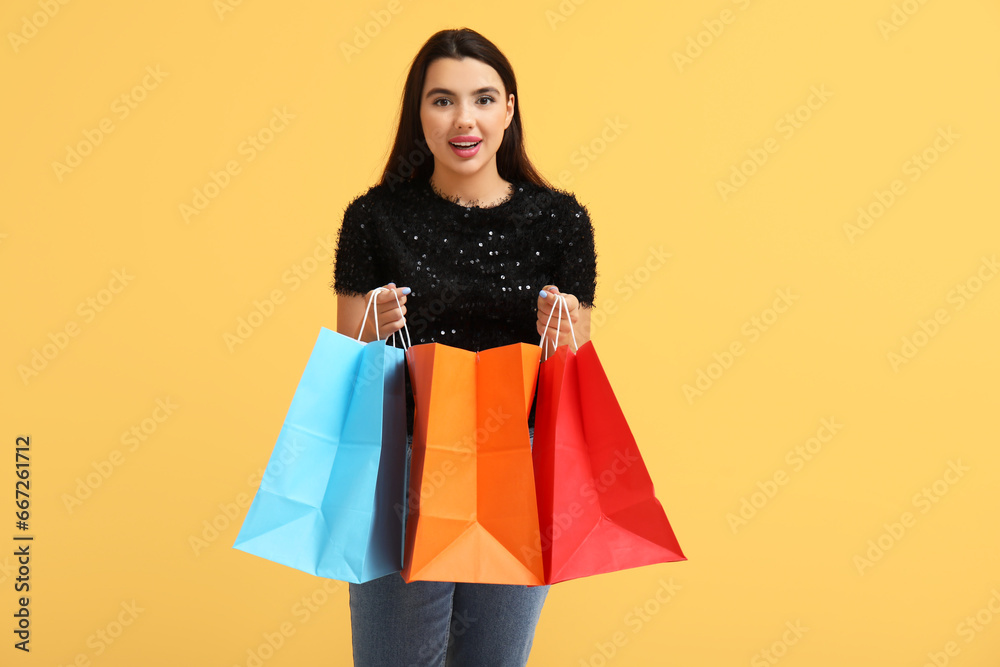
[{"x1": 361, "y1": 282, "x2": 410, "y2": 341}]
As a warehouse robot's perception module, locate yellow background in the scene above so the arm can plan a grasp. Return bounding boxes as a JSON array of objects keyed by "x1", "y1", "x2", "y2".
[{"x1": 4, "y1": 0, "x2": 999, "y2": 665}]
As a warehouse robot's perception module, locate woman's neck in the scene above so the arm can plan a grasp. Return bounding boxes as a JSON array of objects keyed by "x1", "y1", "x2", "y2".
[{"x1": 429, "y1": 171, "x2": 513, "y2": 208}]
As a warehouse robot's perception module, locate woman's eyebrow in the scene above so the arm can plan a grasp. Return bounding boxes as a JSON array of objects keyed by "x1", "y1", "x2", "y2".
[{"x1": 424, "y1": 86, "x2": 501, "y2": 98}]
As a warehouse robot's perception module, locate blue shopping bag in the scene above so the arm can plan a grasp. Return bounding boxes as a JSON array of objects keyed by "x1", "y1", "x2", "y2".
[{"x1": 233, "y1": 291, "x2": 410, "y2": 583}]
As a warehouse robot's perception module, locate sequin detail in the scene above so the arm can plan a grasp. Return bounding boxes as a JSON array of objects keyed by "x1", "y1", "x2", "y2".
[{"x1": 331, "y1": 176, "x2": 599, "y2": 436}]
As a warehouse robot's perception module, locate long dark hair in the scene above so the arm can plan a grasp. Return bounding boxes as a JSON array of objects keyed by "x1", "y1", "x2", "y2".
[{"x1": 379, "y1": 28, "x2": 551, "y2": 190}]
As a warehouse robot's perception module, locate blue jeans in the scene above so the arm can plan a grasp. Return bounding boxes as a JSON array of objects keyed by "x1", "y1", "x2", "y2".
[{"x1": 349, "y1": 427, "x2": 549, "y2": 667}]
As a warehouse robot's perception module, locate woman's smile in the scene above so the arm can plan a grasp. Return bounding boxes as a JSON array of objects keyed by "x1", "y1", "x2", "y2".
[{"x1": 448, "y1": 135, "x2": 483, "y2": 157}]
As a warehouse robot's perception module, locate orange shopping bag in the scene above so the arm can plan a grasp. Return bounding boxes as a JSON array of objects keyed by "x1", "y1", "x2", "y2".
[{"x1": 401, "y1": 337, "x2": 545, "y2": 585}]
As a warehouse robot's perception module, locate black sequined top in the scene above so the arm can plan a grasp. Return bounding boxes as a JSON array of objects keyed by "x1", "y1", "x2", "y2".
[{"x1": 331, "y1": 175, "x2": 599, "y2": 436}]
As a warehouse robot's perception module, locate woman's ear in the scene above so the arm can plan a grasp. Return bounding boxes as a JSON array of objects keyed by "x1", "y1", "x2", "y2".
[{"x1": 505, "y1": 93, "x2": 515, "y2": 129}]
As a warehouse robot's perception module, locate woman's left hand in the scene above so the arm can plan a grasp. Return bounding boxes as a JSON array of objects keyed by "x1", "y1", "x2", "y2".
[{"x1": 536, "y1": 284, "x2": 579, "y2": 352}]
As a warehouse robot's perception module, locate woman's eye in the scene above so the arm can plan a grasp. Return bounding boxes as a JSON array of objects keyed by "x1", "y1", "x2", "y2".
[{"x1": 431, "y1": 96, "x2": 494, "y2": 106}]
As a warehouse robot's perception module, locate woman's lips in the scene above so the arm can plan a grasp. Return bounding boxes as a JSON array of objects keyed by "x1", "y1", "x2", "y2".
[{"x1": 448, "y1": 140, "x2": 482, "y2": 157}]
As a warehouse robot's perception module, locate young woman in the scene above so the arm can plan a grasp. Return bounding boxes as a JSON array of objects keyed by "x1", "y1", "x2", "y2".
[{"x1": 332, "y1": 27, "x2": 598, "y2": 666}]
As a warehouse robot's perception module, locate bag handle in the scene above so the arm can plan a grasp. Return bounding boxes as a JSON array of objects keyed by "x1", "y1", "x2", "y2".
[
  {"x1": 538, "y1": 293, "x2": 579, "y2": 357},
  {"x1": 357, "y1": 287, "x2": 412, "y2": 350}
]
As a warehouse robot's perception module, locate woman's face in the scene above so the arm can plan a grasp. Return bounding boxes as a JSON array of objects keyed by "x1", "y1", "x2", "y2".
[{"x1": 419, "y1": 57, "x2": 514, "y2": 182}]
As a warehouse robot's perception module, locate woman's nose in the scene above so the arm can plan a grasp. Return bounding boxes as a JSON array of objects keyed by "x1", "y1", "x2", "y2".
[{"x1": 455, "y1": 103, "x2": 474, "y2": 128}]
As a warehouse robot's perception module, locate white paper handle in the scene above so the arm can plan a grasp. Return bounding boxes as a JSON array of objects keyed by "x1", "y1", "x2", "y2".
[
  {"x1": 357, "y1": 288, "x2": 382, "y2": 342},
  {"x1": 538, "y1": 293, "x2": 578, "y2": 356},
  {"x1": 357, "y1": 287, "x2": 411, "y2": 349}
]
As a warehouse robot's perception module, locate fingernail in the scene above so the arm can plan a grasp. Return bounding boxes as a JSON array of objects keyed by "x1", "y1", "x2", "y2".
[
  {"x1": 388, "y1": 282, "x2": 396, "y2": 286},
  {"x1": 401, "y1": 287, "x2": 411, "y2": 295},
  {"x1": 548, "y1": 286, "x2": 558, "y2": 293},
  {"x1": 539, "y1": 290, "x2": 548, "y2": 298}
]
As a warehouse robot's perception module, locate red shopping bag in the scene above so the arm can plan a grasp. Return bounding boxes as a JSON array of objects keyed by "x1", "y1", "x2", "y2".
[{"x1": 533, "y1": 296, "x2": 686, "y2": 584}]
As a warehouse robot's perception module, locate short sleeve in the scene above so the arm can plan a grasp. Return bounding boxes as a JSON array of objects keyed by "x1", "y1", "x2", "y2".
[
  {"x1": 332, "y1": 196, "x2": 381, "y2": 298},
  {"x1": 555, "y1": 195, "x2": 598, "y2": 308}
]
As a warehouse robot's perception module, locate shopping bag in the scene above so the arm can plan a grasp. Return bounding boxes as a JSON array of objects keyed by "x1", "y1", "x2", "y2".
[
  {"x1": 401, "y1": 337, "x2": 545, "y2": 585},
  {"x1": 233, "y1": 289, "x2": 410, "y2": 583},
  {"x1": 533, "y1": 295, "x2": 686, "y2": 584}
]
